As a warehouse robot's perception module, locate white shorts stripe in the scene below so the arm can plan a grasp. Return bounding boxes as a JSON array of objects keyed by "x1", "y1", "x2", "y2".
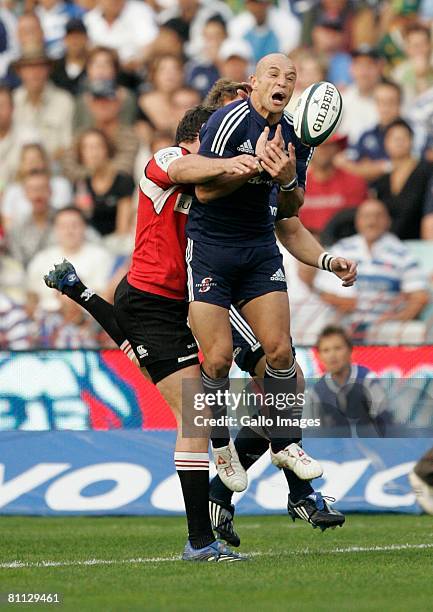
[
  {"x1": 211, "y1": 102, "x2": 248, "y2": 155},
  {"x1": 185, "y1": 238, "x2": 194, "y2": 302},
  {"x1": 229, "y1": 306, "x2": 257, "y2": 346}
]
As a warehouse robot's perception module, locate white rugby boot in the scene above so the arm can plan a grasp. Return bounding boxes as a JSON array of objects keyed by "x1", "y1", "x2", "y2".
[
  {"x1": 212, "y1": 440, "x2": 248, "y2": 492},
  {"x1": 270, "y1": 442, "x2": 323, "y2": 480}
]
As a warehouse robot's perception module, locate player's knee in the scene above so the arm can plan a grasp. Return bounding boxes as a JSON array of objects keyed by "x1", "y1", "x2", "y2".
[
  {"x1": 265, "y1": 340, "x2": 294, "y2": 370},
  {"x1": 203, "y1": 350, "x2": 232, "y2": 378}
]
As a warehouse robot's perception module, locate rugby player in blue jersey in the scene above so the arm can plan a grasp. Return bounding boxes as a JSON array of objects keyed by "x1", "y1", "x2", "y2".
[{"x1": 186, "y1": 54, "x2": 357, "y2": 490}]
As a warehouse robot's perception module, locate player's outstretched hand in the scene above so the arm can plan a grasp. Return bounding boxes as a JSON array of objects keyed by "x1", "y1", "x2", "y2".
[
  {"x1": 226, "y1": 154, "x2": 260, "y2": 176},
  {"x1": 331, "y1": 257, "x2": 357, "y2": 287}
]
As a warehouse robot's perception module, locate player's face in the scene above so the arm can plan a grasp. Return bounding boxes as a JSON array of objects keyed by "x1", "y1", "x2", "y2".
[
  {"x1": 318, "y1": 335, "x2": 352, "y2": 375},
  {"x1": 186, "y1": 136, "x2": 200, "y2": 154},
  {"x1": 251, "y1": 58, "x2": 297, "y2": 114}
]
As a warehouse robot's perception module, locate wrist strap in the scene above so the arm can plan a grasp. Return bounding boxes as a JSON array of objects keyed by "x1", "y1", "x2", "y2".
[
  {"x1": 318, "y1": 252, "x2": 334, "y2": 272},
  {"x1": 280, "y1": 175, "x2": 298, "y2": 191}
]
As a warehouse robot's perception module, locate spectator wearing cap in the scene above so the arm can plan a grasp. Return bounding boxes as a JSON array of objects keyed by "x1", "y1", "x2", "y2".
[
  {"x1": 336, "y1": 81, "x2": 403, "y2": 182},
  {"x1": 12, "y1": 48, "x2": 75, "y2": 158},
  {"x1": 311, "y1": 14, "x2": 352, "y2": 88},
  {"x1": 26, "y1": 206, "x2": 114, "y2": 314},
  {"x1": 217, "y1": 38, "x2": 252, "y2": 84},
  {"x1": 185, "y1": 16, "x2": 227, "y2": 98},
  {"x1": 299, "y1": 134, "x2": 368, "y2": 235},
  {"x1": 84, "y1": 0, "x2": 158, "y2": 73},
  {"x1": 313, "y1": 199, "x2": 429, "y2": 342},
  {"x1": 51, "y1": 18, "x2": 88, "y2": 95},
  {"x1": 228, "y1": 0, "x2": 301, "y2": 64},
  {"x1": 73, "y1": 46, "x2": 136, "y2": 131},
  {"x1": 372, "y1": 119, "x2": 433, "y2": 240},
  {"x1": 36, "y1": 0, "x2": 85, "y2": 59},
  {"x1": 339, "y1": 46, "x2": 383, "y2": 146},
  {"x1": 6, "y1": 170, "x2": 56, "y2": 267},
  {"x1": 61, "y1": 66, "x2": 138, "y2": 182}
]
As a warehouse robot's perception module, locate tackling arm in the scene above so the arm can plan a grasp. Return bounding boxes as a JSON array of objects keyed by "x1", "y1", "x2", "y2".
[{"x1": 167, "y1": 153, "x2": 258, "y2": 185}]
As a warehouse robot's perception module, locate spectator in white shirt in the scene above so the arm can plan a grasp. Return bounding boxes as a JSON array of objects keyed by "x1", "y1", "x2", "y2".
[
  {"x1": 27, "y1": 205, "x2": 114, "y2": 313},
  {"x1": 339, "y1": 46, "x2": 382, "y2": 146},
  {"x1": 314, "y1": 198, "x2": 429, "y2": 341},
  {"x1": 84, "y1": 0, "x2": 158, "y2": 71},
  {"x1": 12, "y1": 48, "x2": 75, "y2": 158}
]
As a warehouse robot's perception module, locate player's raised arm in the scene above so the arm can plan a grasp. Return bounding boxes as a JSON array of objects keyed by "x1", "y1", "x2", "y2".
[{"x1": 275, "y1": 216, "x2": 358, "y2": 287}]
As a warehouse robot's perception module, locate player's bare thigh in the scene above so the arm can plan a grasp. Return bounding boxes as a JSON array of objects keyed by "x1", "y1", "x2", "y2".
[
  {"x1": 156, "y1": 364, "x2": 211, "y2": 452},
  {"x1": 188, "y1": 302, "x2": 233, "y2": 378},
  {"x1": 240, "y1": 291, "x2": 293, "y2": 369}
]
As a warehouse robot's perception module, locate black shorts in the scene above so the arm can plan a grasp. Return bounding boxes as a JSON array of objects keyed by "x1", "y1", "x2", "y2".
[{"x1": 113, "y1": 277, "x2": 199, "y2": 383}]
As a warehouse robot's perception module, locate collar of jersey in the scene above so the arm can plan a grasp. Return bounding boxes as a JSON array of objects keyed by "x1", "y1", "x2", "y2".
[{"x1": 248, "y1": 98, "x2": 283, "y2": 133}]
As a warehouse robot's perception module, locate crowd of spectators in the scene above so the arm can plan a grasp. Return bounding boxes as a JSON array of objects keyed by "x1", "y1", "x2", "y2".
[{"x1": 1, "y1": 0, "x2": 433, "y2": 349}]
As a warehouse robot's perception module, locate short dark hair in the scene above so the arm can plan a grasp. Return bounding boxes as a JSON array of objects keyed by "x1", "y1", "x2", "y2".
[
  {"x1": 205, "y1": 15, "x2": 227, "y2": 33},
  {"x1": 383, "y1": 117, "x2": 414, "y2": 139},
  {"x1": 175, "y1": 105, "x2": 213, "y2": 145},
  {"x1": 404, "y1": 22, "x2": 431, "y2": 41},
  {"x1": 376, "y1": 79, "x2": 402, "y2": 101},
  {"x1": 54, "y1": 205, "x2": 87, "y2": 224},
  {"x1": 317, "y1": 325, "x2": 353, "y2": 350}
]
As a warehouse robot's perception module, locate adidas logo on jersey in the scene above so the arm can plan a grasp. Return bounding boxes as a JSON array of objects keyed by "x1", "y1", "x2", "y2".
[
  {"x1": 237, "y1": 139, "x2": 254, "y2": 154},
  {"x1": 270, "y1": 268, "x2": 286, "y2": 282}
]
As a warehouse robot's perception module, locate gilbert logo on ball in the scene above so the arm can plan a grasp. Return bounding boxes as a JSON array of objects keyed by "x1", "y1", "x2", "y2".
[{"x1": 293, "y1": 81, "x2": 343, "y2": 147}]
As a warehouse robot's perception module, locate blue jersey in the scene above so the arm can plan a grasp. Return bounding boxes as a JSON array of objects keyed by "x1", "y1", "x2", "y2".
[{"x1": 186, "y1": 98, "x2": 313, "y2": 246}]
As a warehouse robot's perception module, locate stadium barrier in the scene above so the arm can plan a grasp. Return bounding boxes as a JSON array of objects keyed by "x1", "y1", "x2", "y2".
[{"x1": 0, "y1": 348, "x2": 433, "y2": 515}]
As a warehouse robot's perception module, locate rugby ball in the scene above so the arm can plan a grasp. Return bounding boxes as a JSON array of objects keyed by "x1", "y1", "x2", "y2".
[{"x1": 292, "y1": 81, "x2": 343, "y2": 147}]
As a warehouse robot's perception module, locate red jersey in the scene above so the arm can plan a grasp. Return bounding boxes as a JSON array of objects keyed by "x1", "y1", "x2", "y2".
[
  {"x1": 299, "y1": 168, "x2": 368, "y2": 232},
  {"x1": 128, "y1": 146, "x2": 192, "y2": 300}
]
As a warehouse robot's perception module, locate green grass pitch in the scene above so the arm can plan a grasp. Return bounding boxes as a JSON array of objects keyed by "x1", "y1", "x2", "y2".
[{"x1": 0, "y1": 515, "x2": 432, "y2": 611}]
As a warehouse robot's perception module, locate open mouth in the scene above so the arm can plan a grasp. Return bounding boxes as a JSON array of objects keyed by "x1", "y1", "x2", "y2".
[{"x1": 272, "y1": 92, "x2": 285, "y2": 104}]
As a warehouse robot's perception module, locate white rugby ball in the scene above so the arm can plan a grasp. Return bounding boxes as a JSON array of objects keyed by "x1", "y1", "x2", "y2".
[{"x1": 292, "y1": 81, "x2": 343, "y2": 147}]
